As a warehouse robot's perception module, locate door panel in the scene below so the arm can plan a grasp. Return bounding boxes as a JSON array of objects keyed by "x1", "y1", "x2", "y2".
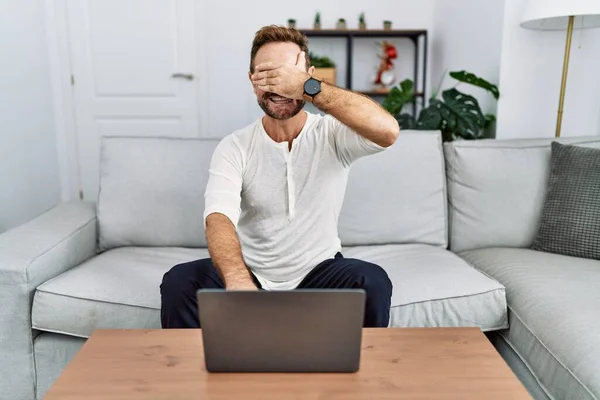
[
  {"x1": 96, "y1": 117, "x2": 182, "y2": 137},
  {"x1": 67, "y1": 0, "x2": 198, "y2": 200}
]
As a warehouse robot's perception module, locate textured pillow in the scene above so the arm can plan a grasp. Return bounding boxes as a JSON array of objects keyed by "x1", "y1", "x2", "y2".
[{"x1": 531, "y1": 142, "x2": 600, "y2": 260}]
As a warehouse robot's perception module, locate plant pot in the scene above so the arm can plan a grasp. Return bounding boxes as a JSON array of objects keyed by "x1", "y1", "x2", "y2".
[
  {"x1": 313, "y1": 22, "x2": 321, "y2": 30},
  {"x1": 288, "y1": 20, "x2": 296, "y2": 29},
  {"x1": 336, "y1": 20, "x2": 347, "y2": 29},
  {"x1": 313, "y1": 68, "x2": 336, "y2": 85},
  {"x1": 359, "y1": 22, "x2": 367, "y2": 30},
  {"x1": 383, "y1": 21, "x2": 392, "y2": 30}
]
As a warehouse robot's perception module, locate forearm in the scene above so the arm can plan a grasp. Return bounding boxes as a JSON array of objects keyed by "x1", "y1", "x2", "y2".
[
  {"x1": 205, "y1": 213, "x2": 254, "y2": 287},
  {"x1": 311, "y1": 83, "x2": 400, "y2": 147}
]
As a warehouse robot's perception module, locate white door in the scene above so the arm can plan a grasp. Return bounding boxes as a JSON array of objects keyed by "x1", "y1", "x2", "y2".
[{"x1": 66, "y1": 0, "x2": 199, "y2": 200}]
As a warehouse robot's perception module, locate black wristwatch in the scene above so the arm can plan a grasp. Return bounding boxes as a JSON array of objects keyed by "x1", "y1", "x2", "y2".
[{"x1": 303, "y1": 77, "x2": 322, "y2": 101}]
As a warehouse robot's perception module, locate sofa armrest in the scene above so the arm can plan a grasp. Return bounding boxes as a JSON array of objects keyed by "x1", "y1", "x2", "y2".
[{"x1": 0, "y1": 201, "x2": 97, "y2": 400}]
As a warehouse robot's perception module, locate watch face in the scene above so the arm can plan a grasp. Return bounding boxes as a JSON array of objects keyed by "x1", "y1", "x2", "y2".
[{"x1": 304, "y1": 78, "x2": 321, "y2": 96}]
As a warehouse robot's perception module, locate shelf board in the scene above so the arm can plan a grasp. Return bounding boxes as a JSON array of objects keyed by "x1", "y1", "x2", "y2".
[
  {"x1": 358, "y1": 90, "x2": 424, "y2": 97},
  {"x1": 300, "y1": 29, "x2": 427, "y2": 38}
]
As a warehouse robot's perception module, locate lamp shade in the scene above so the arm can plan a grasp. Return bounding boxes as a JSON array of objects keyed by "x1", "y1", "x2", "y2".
[{"x1": 521, "y1": 0, "x2": 600, "y2": 30}]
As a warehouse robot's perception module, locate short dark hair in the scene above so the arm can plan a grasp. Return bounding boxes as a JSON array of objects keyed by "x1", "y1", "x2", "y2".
[{"x1": 249, "y1": 25, "x2": 311, "y2": 73}]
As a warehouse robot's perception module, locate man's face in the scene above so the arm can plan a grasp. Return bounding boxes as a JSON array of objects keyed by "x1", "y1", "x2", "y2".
[{"x1": 251, "y1": 42, "x2": 307, "y2": 120}]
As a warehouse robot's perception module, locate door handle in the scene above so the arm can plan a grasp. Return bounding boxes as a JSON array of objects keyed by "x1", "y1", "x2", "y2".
[{"x1": 171, "y1": 73, "x2": 194, "y2": 80}]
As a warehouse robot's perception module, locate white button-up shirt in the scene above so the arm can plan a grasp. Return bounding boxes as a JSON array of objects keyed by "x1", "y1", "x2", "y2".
[{"x1": 204, "y1": 111, "x2": 386, "y2": 290}]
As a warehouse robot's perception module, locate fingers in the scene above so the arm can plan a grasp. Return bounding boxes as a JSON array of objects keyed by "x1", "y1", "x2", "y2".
[
  {"x1": 256, "y1": 84, "x2": 273, "y2": 93},
  {"x1": 254, "y1": 62, "x2": 280, "y2": 72},
  {"x1": 255, "y1": 77, "x2": 280, "y2": 87},
  {"x1": 251, "y1": 69, "x2": 278, "y2": 81},
  {"x1": 254, "y1": 77, "x2": 280, "y2": 92}
]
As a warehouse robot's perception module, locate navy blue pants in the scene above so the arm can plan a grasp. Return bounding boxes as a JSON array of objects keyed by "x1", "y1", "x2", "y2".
[{"x1": 160, "y1": 253, "x2": 392, "y2": 329}]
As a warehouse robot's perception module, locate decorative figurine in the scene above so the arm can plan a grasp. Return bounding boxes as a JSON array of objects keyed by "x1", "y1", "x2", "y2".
[{"x1": 374, "y1": 41, "x2": 398, "y2": 90}]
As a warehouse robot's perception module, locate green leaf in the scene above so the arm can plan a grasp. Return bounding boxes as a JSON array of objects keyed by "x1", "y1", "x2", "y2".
[
  {"x1": 381, "y1": 79, "x2": 415, "y2": 116},
  {"x1": 439, "y1": 88, "x2": 485, "y2": 139},
  {"x1": 484, "y1": 113, "x2": 496, "y2": 129},
  {"x1": 397, "y1": 113, "x2": 417, "y2": 129},
  {"x1": 309, "y1": 52, "x2": 336, "y2": 68},
  {"x1": 399, "y1": 78, "x2": 414, "y2": 94},
  {"x1": 416, "y1": 103, "x2": 443, "y2": 130},
  {"x1": 381, "y1": 87, "x2": 404, "y2": 116},
  {"x1": 449, "y1": 70, "x2": 500, "y2": 100}
]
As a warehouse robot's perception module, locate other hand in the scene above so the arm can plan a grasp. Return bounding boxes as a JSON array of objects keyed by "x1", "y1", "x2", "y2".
[{"x1": 251, "y1": 51, "x2": 310, "y2": 100}]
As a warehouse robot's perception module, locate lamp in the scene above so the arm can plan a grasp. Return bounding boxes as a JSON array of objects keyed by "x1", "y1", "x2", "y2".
[{"x1": 520, "y1": 0, "x2": 600, "y2": 137}]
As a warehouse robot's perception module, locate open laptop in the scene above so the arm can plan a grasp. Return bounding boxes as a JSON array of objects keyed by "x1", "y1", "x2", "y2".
[{"x1": 196, "y1": 289, "x2": 365, "y2": 373}]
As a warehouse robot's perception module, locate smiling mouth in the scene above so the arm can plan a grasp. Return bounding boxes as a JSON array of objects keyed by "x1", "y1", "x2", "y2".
[{"x1": 268, "y1": 96, "x2": 293, "y2": 104}]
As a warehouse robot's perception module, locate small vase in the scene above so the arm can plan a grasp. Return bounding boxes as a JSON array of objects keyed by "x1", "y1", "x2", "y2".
[
  {"x1": 337, "y1": 21, "x2": 347, "y2": 29},
  {"x1": 383, "y1": 21, "x2": 392, "y2": 30},
  {"x1": 288, "y1": 20, "x2": 296, "y2": 29},
  {"x1": 314, "y1": 22, "x2": 321, "y2": 30},
  {"x1": 359, "y1": 22, "x2": 367, "y2": 30}
]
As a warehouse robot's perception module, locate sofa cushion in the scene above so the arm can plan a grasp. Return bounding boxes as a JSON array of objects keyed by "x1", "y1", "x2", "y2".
[
  {"x1": 444, "y1": 136, "x2": 600, "y2": 252},
  {"x1": 339, "y1": 131, "x2": 448, "y2": 247},
  {"x1": 32, "y1": 247, "x2": 209, "y2": 337},
  {"x1": 32, "y1": 244, "x2": 506, "y2": 338},
  {"x1": 343, "y1": 244, "x2": 507, "y2": 330},
  {"x1": 460, "y1": 247, "x2": 600, "y2": 400},
  {"x1": 531, "y1": 142, "x2": 600, "y2": 260},
  {"x1": 97, "y1": 137, "x2": 221, "y2": 251}
]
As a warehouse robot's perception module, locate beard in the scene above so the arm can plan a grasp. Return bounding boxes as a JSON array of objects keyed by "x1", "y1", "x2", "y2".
[{"x1": 257, "y1": 93, "x2": 305, "y2": 120}]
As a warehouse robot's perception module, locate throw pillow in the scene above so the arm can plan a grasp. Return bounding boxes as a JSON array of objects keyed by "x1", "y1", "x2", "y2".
[{"x1": 531, "y1": 142, "x2": 600, "y2": 260}]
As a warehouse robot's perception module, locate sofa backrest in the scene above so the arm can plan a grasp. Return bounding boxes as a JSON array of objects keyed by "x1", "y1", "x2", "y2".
[
  {"x1": 338, "y1": 131, "x2": 448, "y2": 247},
  {"x1": 444, "y1": 136, "x2": 600, "y2": 253},
  {"x1": 97, "y1": 136, "x2": 220, "y2": 251},
  {"x1": 98, "y1": 130, "x2": 449, "y2": 251}
]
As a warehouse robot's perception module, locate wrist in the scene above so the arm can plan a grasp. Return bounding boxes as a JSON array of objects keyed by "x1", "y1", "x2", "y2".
[
  {"x1": 310, "y1": 82, "x2": 335, "y2": 111},
  {"x1": 223, "y1": 269, "x2": 252, "y2": 285}
]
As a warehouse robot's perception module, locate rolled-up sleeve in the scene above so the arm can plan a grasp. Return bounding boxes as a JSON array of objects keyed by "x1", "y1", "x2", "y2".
[
  {"x1": 326, "y1": 114, "x2": 386, "y2": 167},
  {"x1": 203, "y1": 135, "x2": 244, "y2": 229}
]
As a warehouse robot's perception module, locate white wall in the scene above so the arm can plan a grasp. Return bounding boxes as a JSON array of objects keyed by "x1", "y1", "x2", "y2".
[
  {"x1": 0, "y1": 0, "x2": 61, "y2": 232},
  {"x1": 201, "y1": 0, "x2": 435, "y2": 137},
  {"x1": 496, "y1": 0, "x2": 600, "y2": 139},
  {"x1": 431, "y1": 0, "x2": 506, "y2": 116}
]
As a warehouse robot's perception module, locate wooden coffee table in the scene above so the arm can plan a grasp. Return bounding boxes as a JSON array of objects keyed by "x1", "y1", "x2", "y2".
[{"x1": 44, "y1": 328, "x2": 530, "y2": 399}]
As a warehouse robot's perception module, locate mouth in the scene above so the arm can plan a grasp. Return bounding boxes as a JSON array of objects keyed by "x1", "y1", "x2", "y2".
[{"x1": 268, "y1": 96, "x2": 293, "y2": 105}]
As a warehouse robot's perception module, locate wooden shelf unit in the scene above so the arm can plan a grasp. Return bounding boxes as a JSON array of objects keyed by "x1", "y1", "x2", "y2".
[
  {"x1": 300, "y1": 29, "x2": 427, "y2": 37},
  {"x1": 300, "y1": 28, "x2": 428, "y2": 114}
]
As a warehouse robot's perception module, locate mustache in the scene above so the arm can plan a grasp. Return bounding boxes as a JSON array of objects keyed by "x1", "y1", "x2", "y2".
[{"x1": 262, "y1": 93, "x2": 294, "y2": 101}]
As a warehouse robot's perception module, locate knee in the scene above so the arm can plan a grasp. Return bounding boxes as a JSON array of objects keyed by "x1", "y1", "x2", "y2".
[
  {"x1": 160, "y1": 263, "x2": 188, "y2": 296},
  {"x1": 161, "y1": 260, "x2": 206, "y2": 295},
  {"x1": 355, "y1": 262, "x2": 393, "y2": 298}
]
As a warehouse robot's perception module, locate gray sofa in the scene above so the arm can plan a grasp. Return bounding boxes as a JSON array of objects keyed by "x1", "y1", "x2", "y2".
[{"x1": 1, "y1": 131, "x2": 598, "y2": 400}]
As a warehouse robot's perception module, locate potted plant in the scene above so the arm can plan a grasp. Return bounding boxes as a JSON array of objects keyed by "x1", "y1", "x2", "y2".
[
  {"x1": 287, "y1": 19, "x2": 296, "y2": 29},
  {"x1": 359, "y1": 12, "x2": 367, "y2": 30},
  {"x1": 314, "y1": 12, "x2": 321, "y2": 29},
  {"x1": 309, "y1": 52, "x2": 336, "y2": 85},
  {"x1": 337, "y1": 18, "x2": 347, "y2": 29},
  {"x1": 381, "y1": 70, "x2": 500, "y2": 142},
  {"x1": 383, "y1": 20, "x2": 392, "y2": 30}
]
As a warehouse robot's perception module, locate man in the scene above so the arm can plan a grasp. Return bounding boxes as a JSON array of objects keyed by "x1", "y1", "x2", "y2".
[{"x1": 160, "y1": 25, "x2": 400, "y2": 329}]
